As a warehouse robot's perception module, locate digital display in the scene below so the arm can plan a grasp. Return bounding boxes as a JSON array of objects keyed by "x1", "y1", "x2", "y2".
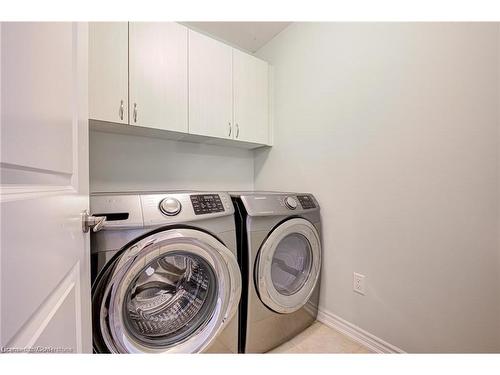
[
  {"x1": 190, "y1": 194, "x2": 225, "y2": 215},
  {"x1": 297, "y1": 195, "x2": 316, "y2": 209}
]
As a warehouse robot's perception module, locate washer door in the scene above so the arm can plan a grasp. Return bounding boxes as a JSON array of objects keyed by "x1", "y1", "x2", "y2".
[
  {"x1": 256, "y1": 218, "x2": 321, "y2": 314},
  {"x1": 97, "y1": 229, "x2": 241, "y2": 353}
]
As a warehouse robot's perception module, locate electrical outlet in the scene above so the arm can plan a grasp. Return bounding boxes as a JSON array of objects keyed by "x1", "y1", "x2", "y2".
[{"x1": 353, "y1": 272, "x2": 366, "y2": 295}]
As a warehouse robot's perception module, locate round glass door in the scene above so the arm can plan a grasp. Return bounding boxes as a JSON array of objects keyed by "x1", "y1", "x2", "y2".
[
  {"x1": 97, "y1": 229, "x2": 241, "y2": 353},
  {"x1": 123, "y1": 251, "x2": 217, "y2": 347},
  {"x1": 256, "y1": 218, "x2": 321, "y2": 314},
  {"x1": 271, "y1": 233, "x2": 312, "y2": 296}
]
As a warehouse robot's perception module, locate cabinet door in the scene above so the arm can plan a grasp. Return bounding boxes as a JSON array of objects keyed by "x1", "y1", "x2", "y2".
[
  {"x1": 233, "y1": 49, "x2": 269, "y2": 144},
  {"x1": 129, "y1": 22, "x2": 188, "y2": 132},
  {"x1": 189, "y1": 30, "x2": 233, "y2": 139},
  {"x1": 89, "y1": 22, "x2": 128, "y2": 124}
]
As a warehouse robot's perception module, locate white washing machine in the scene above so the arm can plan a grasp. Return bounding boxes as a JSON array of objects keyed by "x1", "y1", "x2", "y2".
[
  {"x1": 231, "y1": 192, "x2": 322, "y2": 353},
  {"x1": 90, "y1": 191, "x2": 241, "y2": 353}
]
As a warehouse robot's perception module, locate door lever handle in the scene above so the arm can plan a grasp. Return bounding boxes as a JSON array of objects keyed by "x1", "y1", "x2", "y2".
[{"x1": 82, "y1": 210, "x2": 107, "y2": 233}]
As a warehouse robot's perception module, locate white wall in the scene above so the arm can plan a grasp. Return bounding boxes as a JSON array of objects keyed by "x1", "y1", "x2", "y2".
[
  {"x1": 89, "y1": 130, "x2": 254, "y2": 193},
  {"x1": 255, "y1": 23, "x2": 500, "y2": 352}
]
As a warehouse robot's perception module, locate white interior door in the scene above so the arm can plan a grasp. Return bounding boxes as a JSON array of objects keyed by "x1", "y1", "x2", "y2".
[
  {"x1": 188, "y1": 30, "x2": 233, "y2": 139},
  {"x1": 233, "y1": 49, "x2": 269, "y2": 144},
  {"x1": 129, "y1": 22, "x2": 188, "y2": 132},
  {"x1": 89, "y1": 22, "x2": 128, "y2": 124},
  {"x1": 0, "y1": 22, "x2": 91, "y2": 353}
]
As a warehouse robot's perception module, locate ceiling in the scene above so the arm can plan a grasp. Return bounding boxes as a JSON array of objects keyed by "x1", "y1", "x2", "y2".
[{"x1": 183, "y1": 22, "x2": 291, "y2": 53}]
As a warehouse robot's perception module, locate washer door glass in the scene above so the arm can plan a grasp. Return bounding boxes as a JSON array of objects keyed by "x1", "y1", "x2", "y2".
[
  {"x1": 98, "y1": 228, "x2": 241, "y2": 353},
  {"x1": 271, "y1": 233, "x2": 312, "y2": 296},
  {"x1": 123, "y1": 251, "x2": 217, "y2": 347}
]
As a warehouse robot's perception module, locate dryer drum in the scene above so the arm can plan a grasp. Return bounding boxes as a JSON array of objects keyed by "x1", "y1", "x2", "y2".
[
  {"x1": 256, "y1": 218, "x2": 321, "y2": 314},
  {"x1": 270, "y1": 233, "x2": 313, "y2": 296}
]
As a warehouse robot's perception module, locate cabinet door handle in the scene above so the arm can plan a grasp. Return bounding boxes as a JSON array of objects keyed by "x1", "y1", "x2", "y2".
[
  {"x1": 133, "y1": 103, "x2": 137, "y2": 123},
  {"x1": 228, "y1": 122, "x2": 232, "y2": 137},
  {"x1": 236, "y1": 123, "x2": 240, "y2": 139},
  {"x1": 119, "y1": 100, "x2": 124, "y2": 121}
]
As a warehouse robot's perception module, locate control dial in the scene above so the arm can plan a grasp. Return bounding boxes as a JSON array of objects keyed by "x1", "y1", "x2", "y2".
[
  {"x1": 284, "y1": 196, "x2": 298, "y2": 210},
  {"x1": 159, "y1": 197, "x2": 182, "y2": 216}
]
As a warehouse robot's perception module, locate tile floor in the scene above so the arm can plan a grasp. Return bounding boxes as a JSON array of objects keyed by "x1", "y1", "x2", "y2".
[{"x1": 268, "y1": 321, "x2": 374, "y2": 353}]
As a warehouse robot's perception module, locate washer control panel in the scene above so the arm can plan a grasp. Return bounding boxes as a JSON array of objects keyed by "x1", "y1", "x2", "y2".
[
  {"x1": 190, "y1": 194, "x2": 225, "y2": 215},
  {"x1": 297, "y1": 195, "x2": 317, "y2": 209},
  {"x1": 91, "y1": 192, "x2": 234, "y2": 229}
]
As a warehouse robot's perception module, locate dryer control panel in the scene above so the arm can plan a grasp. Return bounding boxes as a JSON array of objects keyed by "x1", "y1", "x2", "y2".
[
  {"x1": 232, "y1": 192, "x2": 319, "y2": 217},
  {"x1": 297, "y1": 195, "x2": 317, "y2": 209}
]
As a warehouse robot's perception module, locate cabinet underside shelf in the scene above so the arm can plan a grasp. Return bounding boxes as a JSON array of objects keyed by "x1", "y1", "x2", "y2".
[{"x1": 89, "y1": 120, "x2": 272, "y2": 150}]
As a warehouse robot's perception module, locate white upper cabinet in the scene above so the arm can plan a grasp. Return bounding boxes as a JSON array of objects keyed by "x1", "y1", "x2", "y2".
[
  {"x1": 89, "y1": 23, "x2": 271, "y2": 149},
  {"x1": 129, "y1": 23, "x2": 188, "y2": 132},
  {"x1": 89, "y1": 22, "x2": 128, "y2": 124},
  {"x1": 233, "y1": 49, "x2": 269, "y2": 144},
  {"x1": 188, "y1": 30, "x2": 233, "y2": 139}
]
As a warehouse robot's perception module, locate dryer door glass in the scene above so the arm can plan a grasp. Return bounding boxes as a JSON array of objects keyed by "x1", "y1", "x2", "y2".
[
  {"x1": 271, "y1": 233, "x2": 312, "y2": 296},
  {"x1": 123, "y1": 251, "x2": 217, "y2": 347},
  {"x1": 256, "y1": 218, "x2": 321, "y2": 314}
]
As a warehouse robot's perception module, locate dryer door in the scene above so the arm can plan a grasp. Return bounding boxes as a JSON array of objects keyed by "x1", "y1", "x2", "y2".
[
  {"x1": 95, "y1": 228, "x2": 241, "y2": 353},
  {"x1": 256, "y1": 218, "x2": 321, "y2": 314}
]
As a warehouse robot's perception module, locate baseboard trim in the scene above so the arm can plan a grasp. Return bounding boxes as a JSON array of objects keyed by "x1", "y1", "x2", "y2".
[{"x1": 316, "y1": 307, "x2": 405, "y2": 353}]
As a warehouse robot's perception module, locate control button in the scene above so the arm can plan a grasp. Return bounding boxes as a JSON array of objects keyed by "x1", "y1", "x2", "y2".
[
  {"x1": 190, "y1": 194, "x2": 225, "y2": 215},
  {"x1": 297, "y1": 195, "x2": 316, "y2": 209},
  {"x1": 159, "y1": 197, "x2": 182, "y2": 216},
  {"x1": 284, "y1": 196, "x2": 298, "y2": 210}
]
